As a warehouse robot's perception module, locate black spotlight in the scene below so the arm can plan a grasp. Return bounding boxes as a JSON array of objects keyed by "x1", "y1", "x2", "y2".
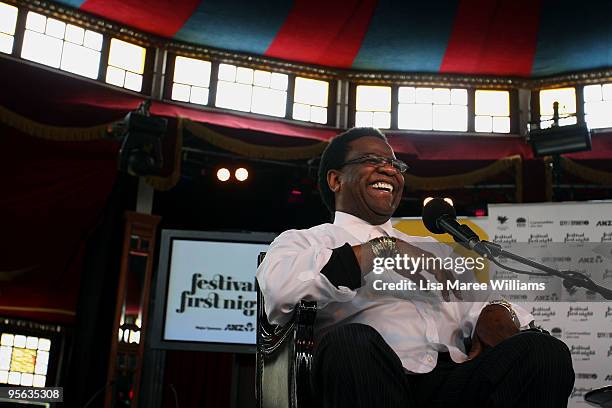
[
  {"x1": 528, "y1": 122, "x2": 592, "y2": 157},
  {"x1": 107, "y1": 100, "x2": 167, "y2": 176}
]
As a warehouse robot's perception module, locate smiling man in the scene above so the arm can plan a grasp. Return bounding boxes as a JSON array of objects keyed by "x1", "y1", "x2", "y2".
[{"x1": 256, "y1": 127, "x2": 574, "y2": 408}]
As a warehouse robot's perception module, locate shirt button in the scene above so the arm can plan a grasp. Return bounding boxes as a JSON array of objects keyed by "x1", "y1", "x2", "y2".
[{"x1": 427, "y1": 355, "x2": 434, "y2": 363}]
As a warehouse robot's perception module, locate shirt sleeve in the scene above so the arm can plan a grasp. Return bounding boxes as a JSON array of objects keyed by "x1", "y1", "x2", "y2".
[{"x1": 256, "y1": 229, "x2": 358, "y2": 326}]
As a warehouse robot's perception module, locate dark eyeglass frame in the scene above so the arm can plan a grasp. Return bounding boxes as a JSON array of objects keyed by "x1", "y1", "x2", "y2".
[{"x1": 340, "y1": 154, "x2": 409, "y2": 174}]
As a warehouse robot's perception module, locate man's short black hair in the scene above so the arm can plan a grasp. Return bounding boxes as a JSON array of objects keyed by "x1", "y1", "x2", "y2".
[{"x1": 318, "y1": 127, "x2": 388, "y2": 214}]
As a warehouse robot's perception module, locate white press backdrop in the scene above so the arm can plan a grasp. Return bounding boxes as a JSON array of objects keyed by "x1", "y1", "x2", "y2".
[{"x1": 394, "y1": 201, "x2": 612, "y2": 406}]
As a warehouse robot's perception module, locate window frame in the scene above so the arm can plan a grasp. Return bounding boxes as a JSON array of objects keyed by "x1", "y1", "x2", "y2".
[
  {"x1": 536, "y1": 86, "x2": 579, "y2": 129},
  {"x1": 350, "y1": 84, "x2": 519, "y2": 134}
]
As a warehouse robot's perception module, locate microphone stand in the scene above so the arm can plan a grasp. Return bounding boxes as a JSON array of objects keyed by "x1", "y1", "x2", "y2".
[{"x1": 473, "y1": 240, "x2": 612, "y2": 300}]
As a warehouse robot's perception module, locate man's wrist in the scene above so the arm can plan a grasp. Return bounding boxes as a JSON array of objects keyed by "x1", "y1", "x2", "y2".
[{"x1": 369, "y1": 236, "x2": 397, "y2": 259}]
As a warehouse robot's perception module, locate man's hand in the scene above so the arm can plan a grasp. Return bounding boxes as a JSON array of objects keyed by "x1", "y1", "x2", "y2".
[{"x1": 468, "y1": 304, "x2": 520, "y2": 359}]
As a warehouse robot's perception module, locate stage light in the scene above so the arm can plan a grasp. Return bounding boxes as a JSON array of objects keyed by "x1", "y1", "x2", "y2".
[
  {"x1": 106, "y1": 100, "x2": 167, "y2": 176},
  {"x1": 528, "y1": 123, "x2": 591, "y2": 156},
  {"x1": 217, "y1": 168, "x2": 230, "y2": 182},
  {"x1": 235, "y1": 167, "x2": 248, "y2": 181}
]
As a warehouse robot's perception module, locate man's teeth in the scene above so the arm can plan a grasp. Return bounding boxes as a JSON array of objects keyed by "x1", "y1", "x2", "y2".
[{"x1": 372, "y1": 182, "x2": 393, "y2": 192}]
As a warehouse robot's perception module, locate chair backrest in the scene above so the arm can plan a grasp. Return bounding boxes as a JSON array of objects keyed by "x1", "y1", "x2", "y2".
[
  {"x1": 255, "y1": 251, "x2": 317, "y2": 408},
  {"x1": 256, "y1": 252, "x2": 291, "y2": 408}
]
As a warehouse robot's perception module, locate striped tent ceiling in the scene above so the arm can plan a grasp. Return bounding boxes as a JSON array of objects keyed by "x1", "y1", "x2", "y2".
[{"x1": 53, "y1": 0, "x2": 612, "y2": 78}]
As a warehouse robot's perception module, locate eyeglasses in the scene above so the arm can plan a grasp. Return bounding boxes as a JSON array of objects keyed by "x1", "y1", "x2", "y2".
[{"x1": 341, "y1": 154, "x2": 408, "y2": 174}]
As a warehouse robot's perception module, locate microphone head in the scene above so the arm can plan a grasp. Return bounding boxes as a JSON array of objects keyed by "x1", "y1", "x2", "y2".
[{"x1": 422, "y1": 198, "x2": 457, "y2": 234}]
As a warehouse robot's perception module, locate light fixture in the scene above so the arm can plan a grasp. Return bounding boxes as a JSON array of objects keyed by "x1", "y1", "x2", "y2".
[
  {"x1": 235, "y1": 167, "x2": 248, "y2": 181},
  {"x1": 216, "y1": 168, "x2": 230, "y2": 182},
  {"x1": 528, "y1": 123, "x2": 591, "y2": 156},
  {"x1": 106, "y1": 100, "x2": 167, "y2": 176}
]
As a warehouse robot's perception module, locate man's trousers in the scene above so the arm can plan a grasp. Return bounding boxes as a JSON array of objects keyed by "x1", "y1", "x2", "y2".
[{"x1": 311, "y1": 323, "x2": 575, "y2": 408}]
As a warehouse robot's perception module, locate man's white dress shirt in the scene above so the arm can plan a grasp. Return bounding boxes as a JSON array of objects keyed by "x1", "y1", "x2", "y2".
[{"x1": 256, "y1": 211, "x2": 532, "y2": 373}]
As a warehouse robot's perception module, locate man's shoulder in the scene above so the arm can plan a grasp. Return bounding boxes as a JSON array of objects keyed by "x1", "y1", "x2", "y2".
[
  {"x1": 272, "y1": 223, "x2": 342, "y2": 245},
  {"x1": 278, "y1": 222, "x2": 335, "y2": 236}
]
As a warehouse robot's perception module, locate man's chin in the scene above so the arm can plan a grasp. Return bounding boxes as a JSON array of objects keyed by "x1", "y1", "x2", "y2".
[{"x1": 369, "y1": 206, "x2": 396, "y2": 221}]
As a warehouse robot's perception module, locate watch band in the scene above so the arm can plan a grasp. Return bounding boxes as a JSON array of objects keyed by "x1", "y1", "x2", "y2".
[
  {"x1": 489, "y1": 299, "x2": 521, "y2": 328},
  {"x1": 369, "y1": 236, "x2": 397, "y2": 259}
]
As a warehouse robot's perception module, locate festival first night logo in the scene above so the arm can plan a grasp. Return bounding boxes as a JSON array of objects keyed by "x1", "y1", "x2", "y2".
[{"x1": 176, "y1": 273, "x2": 256, "y2": 317}]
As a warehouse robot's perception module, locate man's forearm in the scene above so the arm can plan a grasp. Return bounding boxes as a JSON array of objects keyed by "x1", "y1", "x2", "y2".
[{"x1": 319, "y1": 243, "x2": 362, "y2": 289}]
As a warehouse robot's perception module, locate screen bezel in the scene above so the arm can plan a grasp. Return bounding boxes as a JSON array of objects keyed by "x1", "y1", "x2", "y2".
[{"x1": 149, "y1": 230, "x2": 275, "y2": 353}]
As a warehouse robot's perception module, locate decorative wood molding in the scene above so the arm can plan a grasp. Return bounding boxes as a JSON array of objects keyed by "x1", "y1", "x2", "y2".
[{"x1": 9, "y1": 0, "x2": 612, "y2": 88}]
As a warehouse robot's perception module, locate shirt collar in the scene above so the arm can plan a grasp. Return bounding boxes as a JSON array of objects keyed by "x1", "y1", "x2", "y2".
[{"x1": 333, "y1": 211, "x2": 395, "y2": 242}]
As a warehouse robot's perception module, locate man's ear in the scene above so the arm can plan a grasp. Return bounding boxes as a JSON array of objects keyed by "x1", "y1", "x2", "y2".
[{"x1": 327, "y1": 169, "x2": 342, "y2": 193}]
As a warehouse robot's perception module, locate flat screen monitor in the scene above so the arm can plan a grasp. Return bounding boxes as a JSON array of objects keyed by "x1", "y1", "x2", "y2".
[{"x1": 150, "y1": 230, "x2": 275, "y2": 353}]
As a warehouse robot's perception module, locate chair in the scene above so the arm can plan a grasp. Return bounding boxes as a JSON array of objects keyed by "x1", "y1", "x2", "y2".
[{"x1": 256, "y1": 252, "x2": 317, "y2": 408}]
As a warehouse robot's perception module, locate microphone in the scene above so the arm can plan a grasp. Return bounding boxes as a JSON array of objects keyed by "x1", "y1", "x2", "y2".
[{"x1": 422, "y1": 198, "x2": 489, "y2": 256}]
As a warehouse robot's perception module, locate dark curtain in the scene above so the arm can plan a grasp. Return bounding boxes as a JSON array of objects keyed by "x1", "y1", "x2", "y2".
[
  {"x1": 0, "y1": 124, "x2": 120, "y2": 323},
  {"x1": 162, "y1": 350, "x2": 234, "y2": 408},
  {"x1": 64, "y1": 174, "x2": 137, "y2": 407}
]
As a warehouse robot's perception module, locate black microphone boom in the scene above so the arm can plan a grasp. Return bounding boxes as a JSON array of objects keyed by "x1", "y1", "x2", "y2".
[
  {"x1": 422, "y1": 198, "x2": 488, "y2": 256},
  {"x1": 421, "y1": 198, "x2": 612, "y2": 299}
]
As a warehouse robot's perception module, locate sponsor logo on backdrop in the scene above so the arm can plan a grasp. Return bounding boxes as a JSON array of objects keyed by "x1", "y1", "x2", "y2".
[
  {"x1": 602, "y1": 232, "x2": 612, "y2": 243},
  {"x1": 570, "y1": 345, "x2": 595, "y2": 360},
  {"x1": 492, "y1": 269, "x2": 516, "y2": 280},
  {"x1": 531, "y1": 306, "x2": 556, "y2": 320},
  {"x1": 493, "y1": 234, "x2": 517, "y2": 245},
  {"x1": 608, "y1": 346, "x2": 612, "y2": 358},
  {"x1": 541, "y1": 256, "x2": 572, "y2": 263},
  {"x1": 571, "y1": 387, "x2": 592, "y2": 399},
  {"x1": 565, "y1": 331, "x2": 591, "y2": 339},
  {"x1": 576, "y1": 373, "x2": 598, "y2": 380},
  {"x1": 528, "y1": 233, "x2": 552, "y2": 244},
  {"x1": 176, "y1": 273, "x2": 256, "y2": 317},
  {"x1": 534, "y1": 293, "x2": 560, "y2": 301},
  {"x1": 597, "y1": 332, "x2": 612, "y2": 338},
  {"x1": 529, "y1": 219, "x2": 554, "y2": 228},
  {"x1": 605, "y1": 307, "x2": 612, "y2": 318},
  {"x1": 578, "y1": 256, "x2": 603, "y2": 264},
  {"x1": 551, "y1": 327, "x2": 562, "y2": 338},
  {"x1": 565, "y1": 232, "x2": 590, "y2": 243},
  {"x1": 506, "y1": 294, "x2": 528, "y2": 301},
  {"x1": 604, "y1": 270, "x2": 612, "y2": 280},
  {"x1": 606, "y1": 375, "x2": 612, "y2": 381},
  {"x1": 497, "y1": 216, "x2": 509, "y2": 230},
  {"x1": 596, "y1": 220, "x2": 612, "y2": 227},
  {"x1": 224, "y1": 322, "x2": 254, "y2": 332},
  {"x1": 560, "y1": 220, "x2": 589, "y2": 226},
  {"x1": 516, "y1": 217, "x2": 526, "y2": 227},
  {"x1": 568, "y1": 306, "x2": 593, "y2": 321}
]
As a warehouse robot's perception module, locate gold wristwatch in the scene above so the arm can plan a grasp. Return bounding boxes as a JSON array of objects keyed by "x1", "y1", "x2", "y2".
[{"x1": 369, "y1": 236, "x2": 397, "y2": 258}]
